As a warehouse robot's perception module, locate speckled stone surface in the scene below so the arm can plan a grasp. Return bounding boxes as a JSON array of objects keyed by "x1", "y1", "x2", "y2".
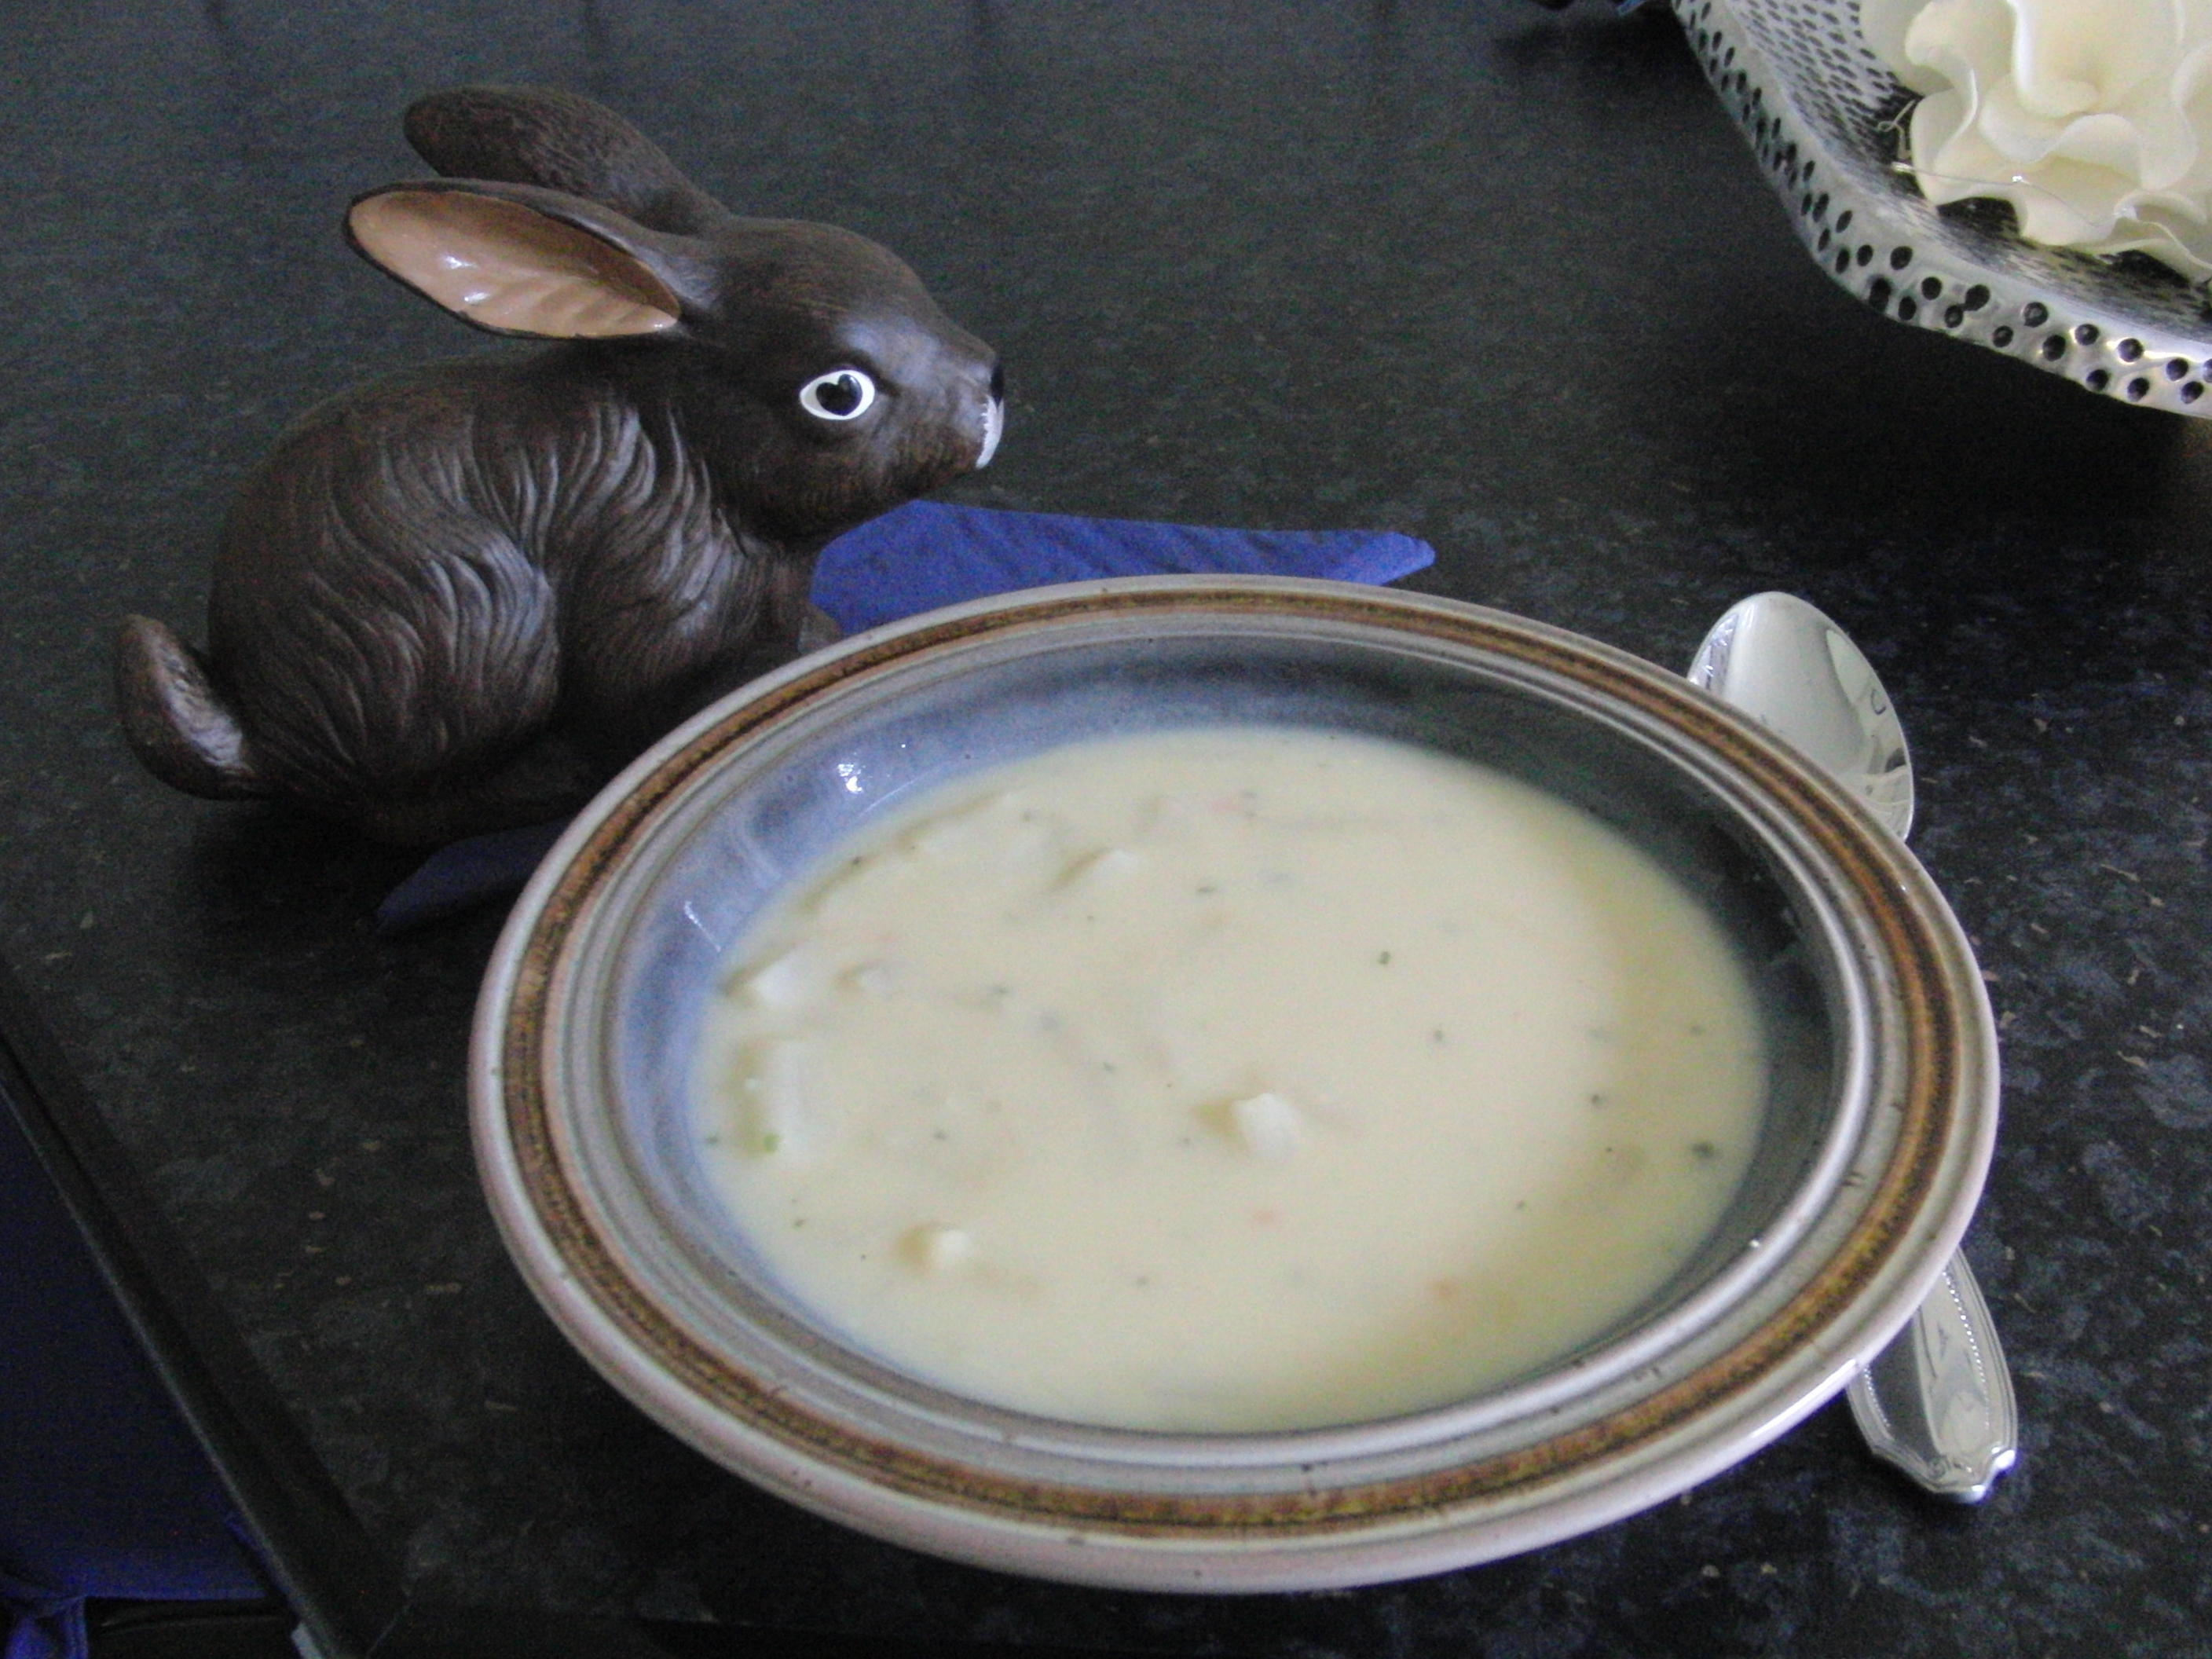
[{"x1": 3, "y1": 2, "x2": 2210, "y2": 1654}]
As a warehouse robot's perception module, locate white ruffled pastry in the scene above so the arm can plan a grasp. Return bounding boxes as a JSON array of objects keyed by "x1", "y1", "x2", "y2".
[{"x1": 1860, "y1": 0, "x2": 2212, "y2": 279}]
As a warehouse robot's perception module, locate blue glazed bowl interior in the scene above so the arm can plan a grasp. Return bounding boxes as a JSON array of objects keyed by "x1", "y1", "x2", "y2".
[{"x1": 580, "y1": 613, "x2": 1846, "y2": 1420}]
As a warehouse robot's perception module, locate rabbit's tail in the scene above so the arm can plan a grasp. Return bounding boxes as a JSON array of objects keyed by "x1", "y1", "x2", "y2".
[{"x1": 114, "y1": 616, "x2": 270, "y2": 800}]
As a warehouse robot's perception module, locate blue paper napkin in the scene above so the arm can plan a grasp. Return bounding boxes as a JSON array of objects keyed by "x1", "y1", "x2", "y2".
[
  {"x1": 375, "y1": 503, "x2": 1434, "y2": 932},
  {"x1": 812, "y1": 500, "x2": 1433, "y2": 632}
]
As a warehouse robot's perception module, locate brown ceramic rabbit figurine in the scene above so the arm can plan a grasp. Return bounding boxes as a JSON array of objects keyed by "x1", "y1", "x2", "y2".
[{"x1": 116, "y1": 85, "x2": 1003, "y2": 845}]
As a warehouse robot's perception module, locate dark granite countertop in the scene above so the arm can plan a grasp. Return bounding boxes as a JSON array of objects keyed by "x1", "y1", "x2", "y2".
[{"x1": 4, "y1": 2, "x2": 2209, "y2": 1654}]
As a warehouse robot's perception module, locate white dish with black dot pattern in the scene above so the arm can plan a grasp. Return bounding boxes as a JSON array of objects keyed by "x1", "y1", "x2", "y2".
[{"x1": 1682, "y1": 0, "x2": 2212, "y2": 415}]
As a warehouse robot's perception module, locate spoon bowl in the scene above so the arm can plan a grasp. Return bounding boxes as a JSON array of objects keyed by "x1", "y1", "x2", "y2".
[{"x1": 1689, "y1": 593, "x2": 1914, "y2": 839}]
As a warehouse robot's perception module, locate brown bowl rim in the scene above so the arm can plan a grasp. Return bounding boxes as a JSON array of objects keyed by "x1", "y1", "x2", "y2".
[{"x1": 489, "y1": 579, "x2": 1984, "y2": 1537}]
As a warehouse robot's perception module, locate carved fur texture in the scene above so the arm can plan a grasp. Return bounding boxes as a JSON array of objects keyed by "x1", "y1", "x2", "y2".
[{"x1": 117, "y1": 85, "x2": 1002, "y2": 845}]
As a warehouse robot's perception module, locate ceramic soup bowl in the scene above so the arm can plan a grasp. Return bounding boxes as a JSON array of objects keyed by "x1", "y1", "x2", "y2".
[{"x1": 471, "y1": 577, "x2": 1997, "y2": 1591}]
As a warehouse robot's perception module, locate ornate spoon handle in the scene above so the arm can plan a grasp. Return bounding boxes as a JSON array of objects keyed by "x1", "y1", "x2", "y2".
[
  {"x1": 1845, "y1": 1252, "x2": 2018, "y2": 1501},
  {"x1": 1690, "y1": 591, "x2": 2016, "y2": 1503}
]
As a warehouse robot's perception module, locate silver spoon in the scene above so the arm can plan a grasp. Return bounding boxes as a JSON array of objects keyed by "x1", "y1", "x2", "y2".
[{"x1": 1690, "y1": 591, "x2": 2017, "y2": 1503}]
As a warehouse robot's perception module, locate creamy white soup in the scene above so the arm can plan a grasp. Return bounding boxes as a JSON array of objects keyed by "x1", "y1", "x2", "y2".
[{"x1": 694, "y1": 727, "x2": 1765, "y2": 1431}]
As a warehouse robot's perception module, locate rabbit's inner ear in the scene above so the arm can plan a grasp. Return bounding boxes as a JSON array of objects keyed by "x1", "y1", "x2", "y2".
[{"x1": 350, "y1": 190, "x2": 680, "y2": 338}]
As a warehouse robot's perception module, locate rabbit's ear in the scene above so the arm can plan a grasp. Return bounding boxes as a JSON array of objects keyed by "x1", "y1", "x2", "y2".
[
  {"x1": 404, "y1": 85, "x2": 731, "y2": 238},
  {"x1": 346, "y1": 181, "x2": 705, "y2": 339}
]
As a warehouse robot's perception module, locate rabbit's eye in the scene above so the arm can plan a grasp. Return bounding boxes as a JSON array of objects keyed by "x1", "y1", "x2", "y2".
[{"x1": 798, "y1": 369, "x2": 877, "y2": 422}]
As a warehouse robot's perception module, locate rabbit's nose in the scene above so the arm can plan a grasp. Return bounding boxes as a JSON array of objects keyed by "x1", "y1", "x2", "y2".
[
  {"x1": 971, "y1": 357, "x2": 1005, "y2": 469},
  {"x1": 976, "y1": 386, "x2": 1005, "y2": 470}
]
